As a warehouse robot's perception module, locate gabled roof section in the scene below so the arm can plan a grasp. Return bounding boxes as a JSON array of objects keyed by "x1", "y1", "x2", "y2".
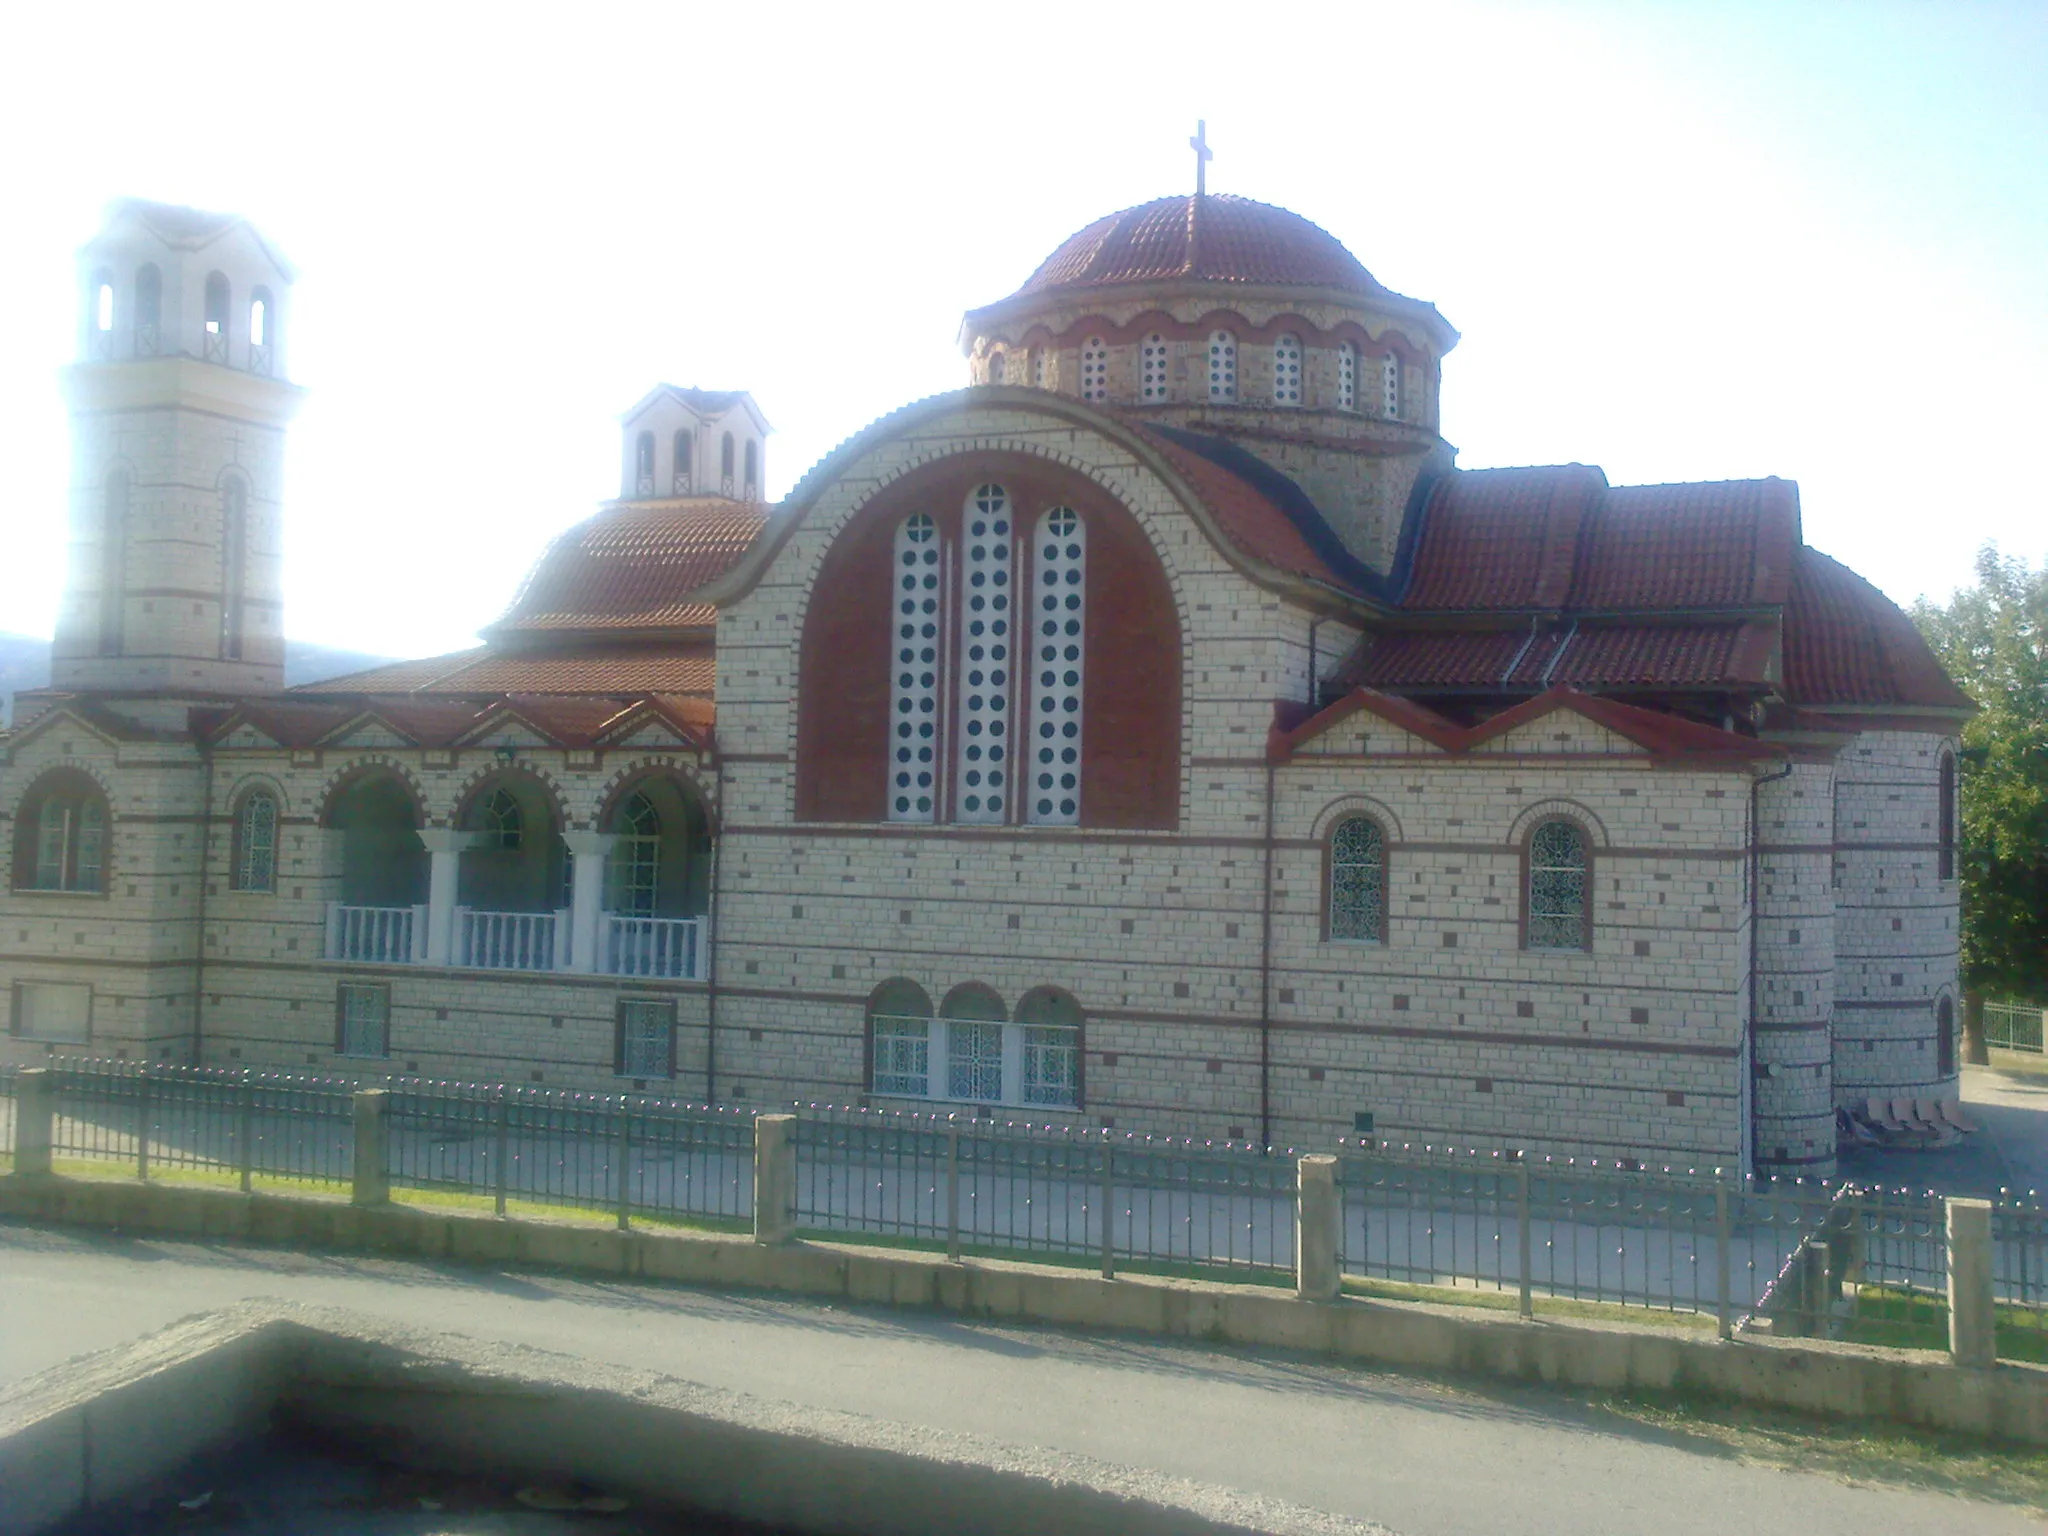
[
  {"x1": 485, "y1": 499, "x2": 768, "y2": 640},
  {"x1": 1, "y1": 694, "x2": 185, "y2": 752},
  {"x1": 199, "y1": 692, "x2": 713, "y2": 753},
  {"x1": 620, "y1": 384, "x2": 772, "y2": 436},
  {"x1": 93, "y1": 198, "x2": 298, "y2": 281},
  {"x1": 294, "y1": 644, "x2": 717, "y2": 700},
  {"x1": 1274, "y1": 686, "x2": 1785, "y2": 765}
]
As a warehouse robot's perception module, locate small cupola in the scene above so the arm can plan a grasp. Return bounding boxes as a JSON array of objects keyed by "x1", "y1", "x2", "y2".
[{"x1": 618, "y1": 385, "x2": 773, "y2": 503}]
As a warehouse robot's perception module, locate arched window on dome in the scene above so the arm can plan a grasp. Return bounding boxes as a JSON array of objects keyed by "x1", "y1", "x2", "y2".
[
  {"x1": 720, "y1": 432, "x2": 736, "y2": 496},
  {"x1": 1029, "y1": 505, "x2": 1086, "y2": 825},
  {"x1": 99, "y1": 468, "x2": 129, "y2": 657},
  {"x1": 1272, "y1": 334, "x2": 1302, "y2": 406},
  {"x1": 1080, "y1": 337, "x2": 1108, "y2": 402},
  {"x1": 203, "y1": 272, "x2": 231, "y2": 363},
  {"x1": 1336, "y1": 343, "x2": 1357, "y2": 412},
  {"x1": 88, "y1": 268, "x2": 115, "y2": 359},
  {"x1": 133, "y1": 264, "x2": 162, "y2": 356},
  {"x1": 954, "y1": 485, "x2": 1014, "y2": 825},
  {"x1": 743, "y1": 439, "x2": 759, "y2": 499},
  {"x1": 1206, "y1": 330, "x2": 1237, "y2": 402},
  {"x1": 218, "y1": 475, "x2": 249, "y2": 661},
  {"x1": 634, "y1": 431, "x2": 656, "y2": 497},
  {"x1": 1140, "y1": 334, "x2": 1170, "y2": 402},
  {"x1": 248, "y1": 287, "x2": 274, "y2": 376},
  {"x1": 671, "y1": 431, "x2": 693, "y2": 495},
  {"x1": 888, "y1": 512, "x2": 941, "y2": 822},
  {"x1": 1380, "y1": 352, "x2": 1402, "y2": 420}
]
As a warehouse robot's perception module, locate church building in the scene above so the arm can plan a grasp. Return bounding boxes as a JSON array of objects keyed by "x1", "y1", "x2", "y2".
[{"x1": 1, "y1": 190, "x2": 1973, "y2": 1176}]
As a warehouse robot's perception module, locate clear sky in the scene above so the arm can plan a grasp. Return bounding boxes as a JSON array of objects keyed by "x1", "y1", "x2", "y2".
[{"x1": 2, "y1": 1, "x2": 2042, "y2": 658}]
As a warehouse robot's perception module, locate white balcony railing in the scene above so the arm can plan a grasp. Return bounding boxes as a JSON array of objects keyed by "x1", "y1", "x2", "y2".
[
  {"x1": 602, "y1": 914, "x2": 705, "y2": 979},
  {"x1": 456, "y1": 906, "x2": 567, "y2": 971},
  {"x1": 325, "y1": 903, "x2": 425, "y2": 964}
]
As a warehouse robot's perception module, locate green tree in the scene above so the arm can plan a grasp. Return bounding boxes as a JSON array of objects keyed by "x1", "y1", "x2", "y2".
[{"x1": 1912, "y1": 546, "x2": 2048, "y2": 1003}]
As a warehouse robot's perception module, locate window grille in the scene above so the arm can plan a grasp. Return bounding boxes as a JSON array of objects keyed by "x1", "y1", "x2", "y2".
[
  {"x1": 946, "y1": 1019, "x2": 1005, "y2": 1102},
  {"x1": 607, "y1": 792, "x2": 661, "y2": 916},
  {"x1": 1527, "y1": 819, "x2": 1589, "y2": 950},
  {"x1": 1328, "y1": 816, "x2": 1385, "y2": 941},
  {"x1": 617, "y1": 998, "x2": 674, "y2": 1078},
  {"x1": 870, "y1": 1014, "x2": 931, "y2": 1097},
  {"x1": 1207, "y1": 331, "x2": 1237, "y2": 401},
  {"x1": 1020, "y1": 1025, "x2": 1080, "y2": 1107},
  {"x1": 1080, "y1": 337, "x2": 1109, "y2": 402},
  {"x1": 953, "y1": 485, "x2": 1013, "y2": 824},
  {"x1": 1381, "y1": 352, "x2": 1401, "y2": 419},
  {"x1": 1029, "y1": 506, "x2": 1085, "y2": 825},
  {"x1": 1336, "y1": 344, "x2": 1357, "y2": 411},
  {"x1": 476, "y1": 788, "x2": 523, "y2": 849},
  {"x1": 336, "y1": 982, "x2": 389, "y2": 1058},
  {"x1": 235, "y1": 792, "x2": 278, "y2": 893},
  {"x1": 1141, "y1": 334, "x2": 1170, "y2": 401},
  {"x1": 1272, "y1": 334, "x2": 1302, "y2": 405},
  {"x1": 888, "y1": 513, "x2": 941, "y2": 821}
]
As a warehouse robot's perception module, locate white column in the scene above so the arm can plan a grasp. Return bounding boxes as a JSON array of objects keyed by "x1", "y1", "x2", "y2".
[
  {"x1": 562, "y1": 831, "x2": 619, "y2": 974},
  {"x1": 418, "y1": 829, "x2": 483, "y2": 967}
]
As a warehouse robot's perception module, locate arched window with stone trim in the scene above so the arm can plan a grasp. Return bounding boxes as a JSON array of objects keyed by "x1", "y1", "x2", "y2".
[
  {"x1": 720, "y1": 432, "x2": 736, "y2": 495},
  {"x1": 133, "y1": 264, "x2": 162, "y2": 356},
  {"x1": 231, "y1": 788, "x2": 279, "y2": 893},
  {"x1": 953, "y1": 485, "x2": 1014, "y2": 825},
  {"x1": 1525, "y1": 818, "x2": 1590, "y2": 951},
  {"x1": 1272, "y1": 333, "x2": 1302, "y2": 405},
  {"x1": 219, "y1": 476, "x2": 249, "y2": 661},
  {"x1": 1015, "y1": 987, "x2": 1083, "y2": 1108},
  {"x1": 634, "y1": 431, "x2": 656, "y2": 496},
  {"x1": 1207, "y1": 330, "x2": 1237, "y2": 401},
  {"x1": 12, "y1": 770, "x2": 110, "y2": 894},
  {"x1": 248, "y1": 286, "x2": 274, "y2": 375},
  {"x1": 1336, "y1": 342, "x2": 1357, "y2": 412},
  {"x1": 1937, "y1": 995, "x2": 1956, "y2": 1078},
  {"x1": 1028, "y1": 505, "x2": 1084, "y2": 825},
  {"x1": 1380, "y1": 351, "x2": 1401, "y2": 419},
  {"x1": 868, "y1": 979, "x2": 934, "y2": 1098},
  {"x1": 1140, "y1": 333, "x2": 1170, "y2": 401},
  {"x1": 671, "y1": 430, "x2": 693, "y2": 494},
  {"x1": 940, "y1": 983, "x2": 1007, "y2": 1103},
  {"x1": 1938, "y1": 749, "x2": 1957, "y2": 881},
  {"x1": 607, "y1": 791, "x2": 661, "y2": 917},
  {"x1": 1326, "y1": 815, "x2": 1386, "y2": 942},
  {"x1": 1080, "y1": 336, "x2": 1109, "y2": 402},
  {"x1": 100, "y1": 468, "x2": 129, "y2": 657},
  {"x1": 888, "y1": 512, "x2": 942, "y2": 822},
  {"x1": 203, "y1": 272, "x2": 231, "y2": 362}
]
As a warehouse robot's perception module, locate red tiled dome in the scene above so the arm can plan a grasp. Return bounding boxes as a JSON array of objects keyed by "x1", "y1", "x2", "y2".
[{"x1": 1013, "y1": 195, "x2": 1383, "y2": 299}]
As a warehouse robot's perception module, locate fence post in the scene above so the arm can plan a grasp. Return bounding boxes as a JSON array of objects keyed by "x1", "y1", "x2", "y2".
[
  {"x1": 754, "y1": 1113, "x2": 796, "y2": 1245},
  {"x1": 1516, "y1": 1159, "x2": 1533, "y2": 1319},
  {"x1": 136, "y1": 1066, "x2": 151, "y2": 1181},
  {"x1": 1099, "y1": 1141, "x2": 1116, "y2": 1281},
  {"x1": 615, "y1": 1103, "x2": 633, "y2": 1231},
  {"x1": 1948, "y1": 1196, "x2": 1996, "y2": 1369},
  {"x1": 1296, "y1": 1153, "x2": 1340, "y2": 1302},
  {"x1": 352, "y1": 1089, "x2": 390, "y2": 1207},
  {"x1": 237, "y1": 1071, "x2": 254, "y2": 1194},
  {"x1": 493, "y1": 1092, "x2": 510, "y2": 1218},
  {"x1": 1715, "y1": 1184, "x2": 1732, "y2": 1340},
  {"x1": 945, "y1": 1121, "x2": 961, "y2": 1263},
  {"x1": 13, "y1": 1068, "x2": 54, "y2": 1177}
]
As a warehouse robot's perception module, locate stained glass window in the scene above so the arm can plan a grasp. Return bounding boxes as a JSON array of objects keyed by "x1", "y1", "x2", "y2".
[
  {"x1": 607, "y1": 792, "x2": 661, "y2": 915},
  {"x1": 617, "y1": 998, "x2": 674, "y2": 1078},
  {"x1": 1329, "y1": 816, "x2": 1385, "y2": 941},
  {"x1": 235, "y1": 791, "x2": 277, "y2": 893},
  {"x1": 336, "y1": 983, "x2": 389, "y2": 1058},
  {"x1": 1527, "y1": 819, "x2": 1589, "y2": 950}
]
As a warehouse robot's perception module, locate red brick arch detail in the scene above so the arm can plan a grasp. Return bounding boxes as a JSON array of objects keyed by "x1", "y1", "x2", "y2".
[
  {"x1": 794, "y1": 451, "x2": 1181, "y2": 829},
  {"x1": 979, "y1": 312, "x2": 1430, "y2": 363},
  {"x1": 314, "y1": 757, "x2": 428, "y2": 829},
  {"x1": 595, "y1": 759, "x2": 717, "y2": 834},
  {"x1": 448, "y1": 763, "x2": 571, "y2": 833}
]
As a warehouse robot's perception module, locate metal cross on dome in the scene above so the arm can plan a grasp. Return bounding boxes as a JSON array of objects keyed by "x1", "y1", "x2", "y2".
[{"x1": 1190, "y1": 120, "x2": 1213, "y2": 196}]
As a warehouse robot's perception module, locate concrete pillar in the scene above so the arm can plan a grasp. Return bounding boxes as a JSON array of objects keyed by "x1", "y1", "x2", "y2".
[
  {"x1": 13, "y1": 1068, "x2": 55, "y2": 1177},
  {"x1": 352, "y1": 1089, "x2": 390, "y2": 1207},
  {"x1": 1296, "y1": 1153, "x2": 1340, "y2": 1302},
  {"x1": 1948, "y1": 1196, "x2": 1996, "y2": 1369},
  {"x1": 418, "y1": 829, "x2": 481, "y2": 966},
  {"x1": 562, "y1": 831, "x2": 618, "y2": 974},
  {"x1": 754, "y1": 1114, "x2": 796, "y2": 1246}
]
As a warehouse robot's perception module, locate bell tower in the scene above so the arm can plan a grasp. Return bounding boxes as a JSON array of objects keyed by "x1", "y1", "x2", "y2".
[{"x1": 50, "y1": 200, "x2": 304, "y2": 696}]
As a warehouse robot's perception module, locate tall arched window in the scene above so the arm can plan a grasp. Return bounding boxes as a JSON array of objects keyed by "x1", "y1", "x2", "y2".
[
  {"x1": 888, "y1": 512, "x2": 941, "y2": 822},
  {"x1": 203, "y1": 272, "x2": 231, "y2": 362},
  {"x1": 1272, "y1": 333, "x2": 1302, "y2": 405},
  {"x1": 671, "y1": 431, "x2": 693, "y2": 495},
  {"x1": 232, "y1": 790, "x2": 279, "y2": 893},
  {"x1": 634, "y1": 431, "x2": 656, "y2": 496},
  {"x1": 1380, "y1": 352, "x2": 1401, "y2": 419},
  {"x1": 720, "y1": 432, "x2": 736, "y2": 495},
  {"x1": 1080, "y1": 337, "x2": 1108, "y2": 402},
  {"x1": 1140, "y1": 334, "x2": 1170, "y2": 401},
  {"x1": 869, "y1": 979, "x2": 934, "y2": 1097},
  {"x1": 1327, "y1": 816, "x2": 1386, "y2": 942},
  {"x1": 1336, "y1": 343, "x2": 1357, "y2": 411},
  {"x1": 1938, "y1": 749, "x2": 1957, "y2": 881},
  {"x1": 953, "y1": 485, "x2": 1013, "y2": 825},
  {"x1": 606, "y1": 791, "x2": 661, "y2": 916},
  {"x1": 1937, "y1": 996, "x2": 1956, "y2": 1078},
  {"x1": 1526, "y1": 819, "x2": 1590, "y2": 950},
  {"x1": 99, "y1": 468, "x2": 129, "y2": 657},
  {"x1": 1015, "y1": 988, "x2": 1083, "y2": 1108},
  {"x1": 89, "y1": 268, "x2": 115, "y2": 358},
  {"x1": 1206, "y1": 330, "x2": 1237, "y2": 401},
  {"x1": 1029, "y1": 505, "x2": 1085, "y2": 825},
  {"x1": 133, "y1": 264, "x2": 162, "y2": 356},
  {"x1": 986, "y1": 347, "x2": 1006, "y2": 384},
  {"x1": 248, "y1": 287, "x2": 274, "y2": 375},
  {"x1": 475, "y1": 787, "x2": 523, "y2": 849},
  {"x1": 941, "y1": 983, "x2": 1007, "y2": 1103},
  {"x1": 743, "y1": 439, "x2": 759, "y2": 498},
  {"x1": 219, "y1": 477, "x2": 249, "y2": 661},
  {"x1": 12, "y1": 772, "x2": 110, "y2": 893}
]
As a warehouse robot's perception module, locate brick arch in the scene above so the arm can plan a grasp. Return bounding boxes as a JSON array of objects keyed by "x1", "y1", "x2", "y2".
[
  {"x1": 594, "y1": 758, "x2": 717, "y2": 834},
  {"x1": 1309, "y1": 793, "x2": 1406, "y2": 844},
  {"x1": 315, "y1": 757, "x2": 427, "y2": 828},
  {"x1": 794, "y1": 449, "x2": 1183, "y2": 829},
  {"x1": 223, "y1": 770, "x2": 290, "y2": 821},
  {"x1": 1505, "y1": 798, "x2": 1610, "y2": 850},
  {"x1": 448, "y1": 762, "x2": 571, "y2": 833},
  {"x1": 9, "y1": 765, "x2": 115, "y2": 892}
]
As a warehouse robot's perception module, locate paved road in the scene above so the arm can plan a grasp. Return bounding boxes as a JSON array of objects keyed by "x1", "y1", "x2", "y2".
[{"x1": 1, "y1": 1222, "x2": 2036, "y2": 1536}]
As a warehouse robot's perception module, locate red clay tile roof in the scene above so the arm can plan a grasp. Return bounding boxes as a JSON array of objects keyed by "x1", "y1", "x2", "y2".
[
  {"x1": 1011, "y1": 195, "x2": 1387, "y2": 299},
  {"x1": 488, "y1": 498, "x2": 767, "y2": 637},
  {"x1": 294, "y1": 645, "x2": 716, "y2": 699},
  {"x1": 1342, "y1": 621, "x2": 1778, "y2": 693},
  {"x1": 1400, "y1": 467, "x2": 1609, "y2": 610},
  {"x1": 203, "y1": 692, "x2": 713, "y2": 752},
  {"x1": 1781, "y1": 547, "x2": 1974, "y2": 712},
  {"x1": 1567, "y1": 480, "x2": 1799, "y2": 610}
]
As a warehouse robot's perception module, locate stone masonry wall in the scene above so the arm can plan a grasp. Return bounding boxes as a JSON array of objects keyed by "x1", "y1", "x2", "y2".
[{"x1": 1753, "y1": 760, "x2": 1837, "y2": 1173}]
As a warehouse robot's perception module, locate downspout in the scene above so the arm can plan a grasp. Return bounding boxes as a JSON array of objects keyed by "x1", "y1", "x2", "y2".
[
  {"x1": 191, "y1": 742, "x2": 216, "y2": 1064},
  {"x1": 1258, "y1": 756, "x2": 1277, "y2": 1150},
  {"x1": 705, "y1": 741, "x2": 724, "y2": 1103},
  {"x1": 1746, "y1": 758, "x2": 1794, "y2": 1180}
]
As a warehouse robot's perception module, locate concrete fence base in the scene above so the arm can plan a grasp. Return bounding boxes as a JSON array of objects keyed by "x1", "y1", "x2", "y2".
[{"x1": 2, "y1": 1171, "x2": 2045, "y2": 1449}]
